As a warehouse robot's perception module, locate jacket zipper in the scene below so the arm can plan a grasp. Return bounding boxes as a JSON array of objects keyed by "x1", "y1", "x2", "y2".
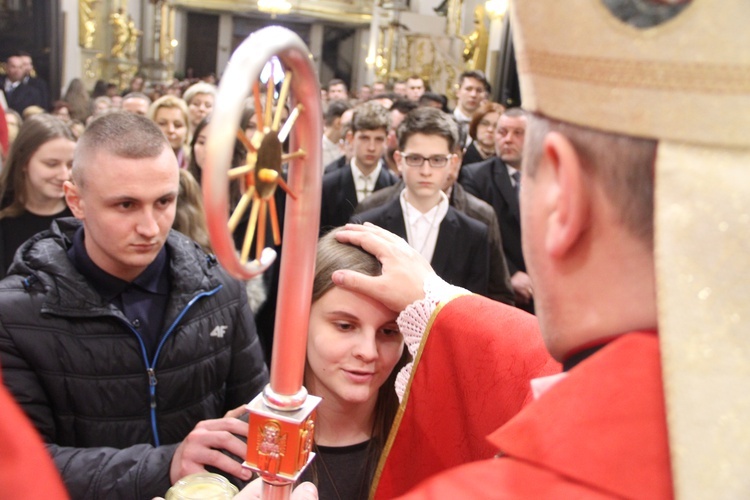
[{"x1": 124, "y1": 284, "x2": 223, "y2": 447}]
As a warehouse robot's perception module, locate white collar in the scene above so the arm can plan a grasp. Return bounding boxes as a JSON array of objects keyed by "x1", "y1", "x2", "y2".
[
  {"x1": 453, "y1": 107, "x2": 472, "y2": 123},
  {"x1": 506, "y1": 164, "x2": 520, "y2": 182},
  {"x1": 351, "y1": 158, "x2": 382, "y2": 202},
  {"x1": 399, "y1": 189, "x2": 449, "y2": 262},
  {"x1": 400, "y1": 189, "x2": 449, "y2": 224},
  {"x1": 350, "y1": 157, "x2": 382, "y2": 182}
]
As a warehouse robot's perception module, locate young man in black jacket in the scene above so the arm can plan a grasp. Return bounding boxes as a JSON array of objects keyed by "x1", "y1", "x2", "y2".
[{"x1": 0, "y1": 112, "x2": 269, "y2": 499}]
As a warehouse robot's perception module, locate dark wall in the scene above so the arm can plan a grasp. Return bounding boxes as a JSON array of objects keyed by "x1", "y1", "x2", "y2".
[{"x1": 185, "y1": 12, "x2": 220, "y2": 79}]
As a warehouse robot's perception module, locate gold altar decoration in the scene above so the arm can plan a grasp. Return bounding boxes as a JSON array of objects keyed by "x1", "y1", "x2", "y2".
[
  {"x1": 158, "y1": 1, "x2": 177, "y2": 68},
  {"x1": 107, "y1": 3, "x2": 142, "y2": 90},
  {"x1": 125, "y1": 15, "x2": 143, "y2": 61},
  {"x1": 109, "y1": 8, "x2": 129, "y2": 59},
  {"x1": 175, "y1": 0, "x2": 373, "y2": 25},
  {"x1": 79, "y1": 0, "x2": 98, "y2": 49},
  {"x1": 75, "y1": 0, "x2": 149, "y2": 90},
  {"x1": 462, "y1": 5, "x2": 488, "y2": 72},
  {"x1": 375, "y1": 25, "x2": 461, "y2": 103},
  {"x1": 257, "y1": 0, "x2": 292, "y2": 18},
  {"x1": 445, "y1": 0, "x2": 462, "y2": 37}
]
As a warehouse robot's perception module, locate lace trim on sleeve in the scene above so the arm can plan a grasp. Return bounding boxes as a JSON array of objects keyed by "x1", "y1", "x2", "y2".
[{"x1": 394, "y1": 274, "x2": 469, "y2": 402}]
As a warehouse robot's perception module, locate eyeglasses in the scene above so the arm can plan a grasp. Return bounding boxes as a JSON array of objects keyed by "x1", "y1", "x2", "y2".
[
  {"x1": 478, "y1": 119, "x2": 496, "y2": 129},
  {"x1": 400, "y1": 153, "x2": 454, "y2": 168}
]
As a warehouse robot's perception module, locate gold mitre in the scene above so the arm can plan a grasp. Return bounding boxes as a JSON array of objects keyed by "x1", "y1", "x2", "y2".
[
  {"x1": 510, "y1": 0, "x2": 750, "y2": 147},
  {"x1": 511, "y1": 1, "x2": 750, "y2": 499}
]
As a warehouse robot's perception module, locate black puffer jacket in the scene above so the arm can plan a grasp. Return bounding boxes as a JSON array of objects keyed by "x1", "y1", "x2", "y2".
[{"x1": 0, "y1": 218, "x2": 269, "y2": 499}]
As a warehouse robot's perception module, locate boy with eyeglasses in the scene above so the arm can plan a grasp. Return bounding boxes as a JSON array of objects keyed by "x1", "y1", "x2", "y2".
[{"x1": 353, "y1": 107, "x2": 490, "y2": 295}]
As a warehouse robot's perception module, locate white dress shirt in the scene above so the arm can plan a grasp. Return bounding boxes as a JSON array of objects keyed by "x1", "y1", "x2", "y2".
[
  {"x1": 399, "y1": 189, "x2": 449, "y2": 264},
  {"x1": 351, "y1": 158, "x2": 382, "y2": 203},
  {"x1": 322, "y1": 134, "x2": 343, "y2": 170}
]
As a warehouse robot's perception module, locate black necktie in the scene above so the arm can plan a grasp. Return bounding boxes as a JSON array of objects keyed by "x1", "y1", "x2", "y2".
[{"x1": 512, "y1": 171, "x2": 521, "y2": 199}]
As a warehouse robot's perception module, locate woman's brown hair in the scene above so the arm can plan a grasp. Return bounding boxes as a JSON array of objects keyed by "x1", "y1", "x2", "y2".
[
  {"x1": 468, "y1": 101, "x2": 505, "y2": 141},
  {"x1": 173, "y1": 169, "x2": 211, "y2": 253},
  {"x1": 0, "y1": 114, "x2": 75, "y2": 218}
]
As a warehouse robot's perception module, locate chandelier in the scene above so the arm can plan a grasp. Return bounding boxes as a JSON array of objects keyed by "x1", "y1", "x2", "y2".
[
  {"x1": 257, "y1": 0, "x2": 292, "y2": 17},
  {"x1": 485, "y1": 0, "x2": 508, "y2": 19}
]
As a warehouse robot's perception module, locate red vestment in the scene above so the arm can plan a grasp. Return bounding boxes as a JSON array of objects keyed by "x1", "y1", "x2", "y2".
[
  {"x1": 0, "y1": 372, "x2": 69, "y2": 499},
  {"x1": 373, "y1": 294, "x2": 560, "y2": 498},
  {"x1": 396, "y1": 330, "x2": 672, "y2": 499}
]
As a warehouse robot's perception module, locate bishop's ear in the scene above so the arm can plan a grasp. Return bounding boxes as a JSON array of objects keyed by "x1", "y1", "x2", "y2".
[
  {"x1": 64, "y1": 181, "x2": 85, "y2": 220},
  {"x1": 541, "y1": 131, "x2": 590, "y2": 258}
]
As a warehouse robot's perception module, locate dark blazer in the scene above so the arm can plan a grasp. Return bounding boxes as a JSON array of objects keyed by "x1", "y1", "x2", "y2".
[
  {"x1": 460, "y1": 157, "x2": 525, "y2": 277},
  {"x1": 24, "y1": 76, "x2": 50, "y2": 110},
  {"x1": 451, "y1": 184, "x2": 514, "y2": 305},
  {"x1": 353, "y1": 198, "x2": 489, "y2": 296},
  {"x1": 355, "y1": 181, "x2": 514, "y2": 304},
  {"x1": 323, "y1": 155, "x2": 348, "y2": 175},
  {"x1": 461, "y1": 142, "x2": 492, "y2": 167},
  {"x1": 1, "y1": 77, "x2": 44, "y2": 114},
  {"x1": 320, "y1": 163, "x2": 398, "y2": 235}
]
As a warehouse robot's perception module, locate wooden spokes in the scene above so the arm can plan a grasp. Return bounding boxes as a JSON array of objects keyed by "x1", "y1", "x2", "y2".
[{"x1": 225, "y1": 68, "x2": 306, "y2": 265}]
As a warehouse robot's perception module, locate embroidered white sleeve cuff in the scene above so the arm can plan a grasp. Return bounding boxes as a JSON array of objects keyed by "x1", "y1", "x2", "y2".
[{"x1": 394, "y1": 273, "x2": 469, "y2": 402}]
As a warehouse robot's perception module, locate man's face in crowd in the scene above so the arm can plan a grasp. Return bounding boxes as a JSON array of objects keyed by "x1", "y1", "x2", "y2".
[
  {"x1": 393, "y1": 82, "x2": 408, "y2": 97},
  {"x1": 456, "y1": 77, "x2": 486, "y2": 115},
  {"x1": 5, "y1": 56, "x2": 26, "y2": 83},
  {"x1": 65, "y1": 146, "x2": 179, "y2": 282},
  {"x1": 121, "y1": 97, "x2": 150, "y2": 116},
  {"x1": 338, "y1": 108, "x2": 354, "y2": 159},
  {"x1": 130, "y1": 76, "x2": 144, "y2": 92},
  {"x1": 387, "y1": 109, "x2": 408, "y2": 151},
  {"x1": 406, "y1": 78, "x2": 425, "y2": 102},
  {"x1": 328, "y1": 84, "x2": 349, "y2": 101},
  {"x1": 20, "y1": 55, "x2": 33, "y2": 75},
  {"x1": 372, "y1": 82, "x2": 386, "y2": 95},
  {"x1": 358, "y1": 85, "x2": 372, "y2": 101},
  {"x1": 495, "y1": 114, "x2": 527, "y2": 168},
  {"x1": 351, "y1": 128, "x2": 387, "y2": 172}
]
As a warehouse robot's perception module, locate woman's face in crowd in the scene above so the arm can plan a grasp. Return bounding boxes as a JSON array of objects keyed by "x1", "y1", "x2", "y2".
[
  {"x1": 192, "y1": 128, "x2": 208, "y2": 169},
  {"x1": 24, "y1": 137, "x2": 75, "y2": 208},
  {"x1": 52, "y1": 106, "x2": 71, "y2": 124},
  {"x1": 188, "y1": 93, "x2": 214, "y2": 128},
  {"x1": 154, "y1": 107, "x2": 187, "y2": 151},
  {"x1": 475, "y1": 111, "x2": 499, "y2": 152},
  {"x1": 244, "y1": 106, "x2": 288, "y2": 144},
  {"x1": 305, "y1": 286, "x2": 403, "y2": 408},
  {"x1": 6, "y1": 113, "x2": 20, "y2": 144}
]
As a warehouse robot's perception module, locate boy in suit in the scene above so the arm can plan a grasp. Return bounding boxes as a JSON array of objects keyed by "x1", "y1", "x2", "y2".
[
  {"x1": 320, "y1": 101, "x2": 398, "y2": 234},
  {"x1": 354, "y1": 107, "x2": 489, "y2": 295}
]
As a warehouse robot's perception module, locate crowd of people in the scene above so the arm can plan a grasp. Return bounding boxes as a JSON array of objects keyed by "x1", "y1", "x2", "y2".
[
  {"x1": 1, "y1": 50, "x2": 523, "y2": 498},
  {"x1": 0, "y1": 0, "x2": 743, "y2": 497}
]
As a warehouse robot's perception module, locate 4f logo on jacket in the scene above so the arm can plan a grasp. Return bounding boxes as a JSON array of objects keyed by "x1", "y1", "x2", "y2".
[{"x1": 209, "y1": 325, "x2": 228, "y2": 338}]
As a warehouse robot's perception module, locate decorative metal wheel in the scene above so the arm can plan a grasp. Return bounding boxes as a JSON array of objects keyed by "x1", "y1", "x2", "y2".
[{"x1": 203, "y1": 27, "x2": 322, "y2": 282}]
